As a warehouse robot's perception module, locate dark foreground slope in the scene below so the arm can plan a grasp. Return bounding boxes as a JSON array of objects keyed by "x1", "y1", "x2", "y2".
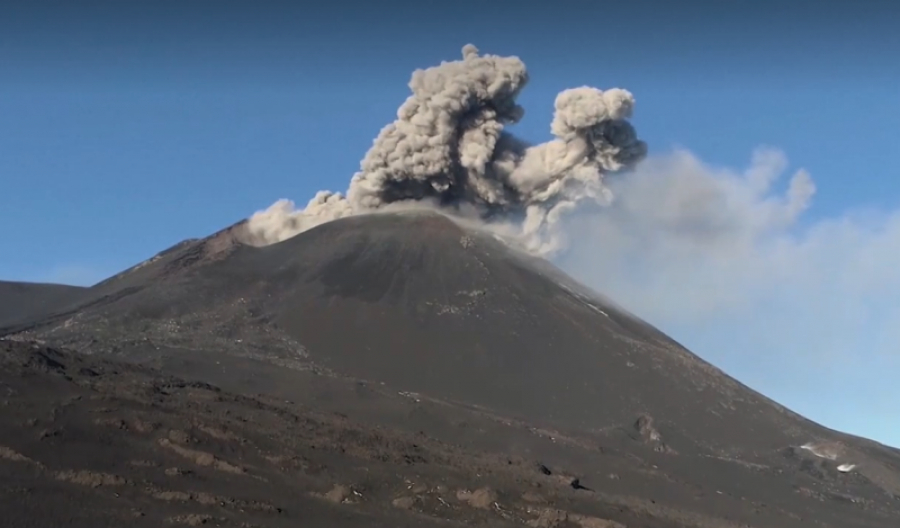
[
  {"x1": 5, "y1": 211, "x2": 900, "y2": 527},
  {"x1": 0, "y1": 280, "x2": 88, "y2": 328},
  {"x1": 3, "y1": 338, "x2": 640, "y2": 528}
]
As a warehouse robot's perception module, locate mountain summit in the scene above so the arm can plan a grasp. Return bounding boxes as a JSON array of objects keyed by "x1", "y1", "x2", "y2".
[
  {"x1": 4, "y1": 210, "x2": 900, "y2": 528},
  {"x1": 2, "y1": 211, "x2": 811, "y2": 443}
]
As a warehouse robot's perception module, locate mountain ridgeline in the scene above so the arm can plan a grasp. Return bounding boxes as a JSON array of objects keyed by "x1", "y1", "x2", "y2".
[{"x1": 3, "y1": 210, "x2": 900, "y2": 528}]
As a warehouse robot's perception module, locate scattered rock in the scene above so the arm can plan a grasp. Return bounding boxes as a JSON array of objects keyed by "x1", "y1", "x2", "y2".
[
  {"x1": 575, "y1": 516, "x2": 626, "y2": 528},
  {"x1": 634, "y1": 414, "x2": 660, "y2": 441},
  {"x1": 522, "y1": 491, "x2": 545, "y2": 503},
  {"x1": 153, "y1": 490, "x2": 192, "y2": 502},
  {"x1": 130, "y1": 459, "x2": 159, "y2": 467},
  {"x1": 456, "y1": 487, "x2": 497, "y2": 509},
  {"x1": 157, "y1": 438, "x2": 245, "y2": 474},
  {"x1": 527, "y1": 508, "x2": 569, "y2": 528},
  {"x1": 26, "y1": 350, "x2": 66, "y2": 372},
  {"x1": 168, "y1": 429, "x2": 193, "y2": 444},
  {"x1": 409, "y1": 483, "x2": 428, "y2": 494},
  {"x1": 0, "y1": 445, "x2": 34, "y2": 464},
  {"x1": 93, "y1": 417, "x2": 129, "y2": 430},
  {"x1": 167, "y1": 514, "x2": 214, "y2": 526},
  {"x1": 38, "y1": 427, "x2": 63, "y2": 440},
  {"x1": 633, "y1": 414, "x2": 676, "y2": 454},
  {"x1": 78, "y1": 367, "x2": 99, "y2": 377},
  {"x1": 392, "y1": 496, "x2": 416, "y2": 509},
  {"x1": 323, "y1": 484, "x2": 351, "y2": 504},
  {"x1": 152, "y1": 490, "x2": 219, "y2": 506},
  {"x1": 527, "y1": 508, "x2": 626, "y2": 528},
  {"x1": 570, "y1": 478, "x2": 591, "y2": 491},
  {"x1": 55, "y1": 470, "x2": 126, "y2": 488},
  {"x1": 131, "y1": 419, "x2": 158, "y2": 433},
  {"x1": 195, "y1": 423, "x2": 242, "y2": 443}
]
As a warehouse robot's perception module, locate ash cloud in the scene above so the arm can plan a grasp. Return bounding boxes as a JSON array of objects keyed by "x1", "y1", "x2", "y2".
[
  {"x1": 246, "y1": 44, "x2": 646, "y2": 254},
  {"x1": 242, "y1": 42, "x2": 900, "y2": 444},
  {"x1": 556, "y1": 146, "x2": 900, "y2": 436}
]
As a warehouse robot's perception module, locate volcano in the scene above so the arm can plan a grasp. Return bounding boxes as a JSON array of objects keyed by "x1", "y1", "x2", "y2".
[
  {"x1": 0, "y1": 280, "x2": 87, "y2": 328},
  {"x1": 3, "y1": 211, "x2": 900, "y2": 528}
]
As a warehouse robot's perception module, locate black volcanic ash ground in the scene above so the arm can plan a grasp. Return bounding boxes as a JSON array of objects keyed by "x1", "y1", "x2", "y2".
[{"x1": 2, "y1": 211, "x2": 900, "y2": 527}]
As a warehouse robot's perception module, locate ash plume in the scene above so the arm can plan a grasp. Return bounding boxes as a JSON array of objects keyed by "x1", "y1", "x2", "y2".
[{"x1": 246, "y1": 44, "x2": 646, "y2": 254}]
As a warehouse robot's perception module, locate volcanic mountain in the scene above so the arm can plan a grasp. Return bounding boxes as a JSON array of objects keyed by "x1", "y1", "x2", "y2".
[
  {"x1": 3, "y1": 210, "x2": 900, "y2": 528},
  {"x1": 0, "y1": 280, "x2": 87, "y2": 328}
]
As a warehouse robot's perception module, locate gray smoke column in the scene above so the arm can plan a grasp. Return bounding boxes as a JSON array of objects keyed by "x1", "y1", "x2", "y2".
[{"x1": 247, "y1": 44, "x2": 647, "y2": 255}]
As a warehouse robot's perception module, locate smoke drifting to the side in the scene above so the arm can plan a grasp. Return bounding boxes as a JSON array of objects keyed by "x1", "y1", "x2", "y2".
[
  {"x1": 247, "y1": 44, "x2": 646, "y2": 254},
  {"x1": 554, "y1": 145, "x2": 900, "y2": 435}
]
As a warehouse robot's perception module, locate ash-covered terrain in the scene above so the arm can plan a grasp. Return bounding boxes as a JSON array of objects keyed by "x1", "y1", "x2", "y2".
[
  {"x1": 3, "y1": 210, "x2": 900, "y2": 528},
  {"x1": 0, "y1": 281, "x2": 87, "y2": 329},
  {"x1": 3, "y1": 43, "x2": 899, "y2": 527}
]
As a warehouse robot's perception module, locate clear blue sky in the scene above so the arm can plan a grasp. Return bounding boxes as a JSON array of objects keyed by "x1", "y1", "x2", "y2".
[{"x1": 2, "y1": 1, "x2": 899, "y2": 446}]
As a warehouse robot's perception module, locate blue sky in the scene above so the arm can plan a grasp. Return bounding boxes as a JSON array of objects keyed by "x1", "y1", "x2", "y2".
[{"x1": 2, "y1": 1, "x2": 899, "y2": 446}]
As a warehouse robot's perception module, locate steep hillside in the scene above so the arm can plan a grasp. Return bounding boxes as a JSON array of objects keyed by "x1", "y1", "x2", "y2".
[
  {"x1": 5, "y1": 210, "x2": 900, "y2": 527},
  {"x1": 0, "y1": 280, "x2": 88, "y2": 328}
]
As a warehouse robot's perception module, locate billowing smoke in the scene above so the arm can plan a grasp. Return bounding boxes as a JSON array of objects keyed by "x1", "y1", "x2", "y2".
[{"x1": 246, "y1": 44, "x2": 646, "y2": 254}]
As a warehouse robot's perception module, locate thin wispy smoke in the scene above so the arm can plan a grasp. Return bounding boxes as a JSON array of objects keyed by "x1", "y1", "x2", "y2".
[
  {"x1": 246, "y1": 44, "x2": 646, "y2": 254},
  {"x1": 558, "y1": 147, "x2": 820, "y2": 322},
  {"x1": 557, "y1": 147, "x2": 900, "y2": 384}
]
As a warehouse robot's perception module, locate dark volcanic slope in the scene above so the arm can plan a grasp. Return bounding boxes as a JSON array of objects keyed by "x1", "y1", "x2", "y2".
[
  {"x1": 0, "y1": 280, "x2": 88, "y2": 328},
  {"x1": 6, "y1": 210, "x2": 900, "y2": 527},
  {"x1": 3, "y1": 213, "x2": 847, "y2": 445},
  {"x1": 3, "y1": 338, "x2": 645, "y2": 528},
  {"x1": 0, "y1": 222, "x2": 248, "y2": 335}
]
